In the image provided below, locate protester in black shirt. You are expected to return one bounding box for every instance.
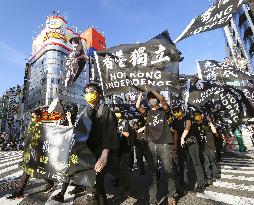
[136,91,176,205]
[82,83,119,205]
[172,106,206,193]
[192,111,220,184]
[112,111,131,199]
[134,118,148,175]
[53,84,118,205]
[171,106,189,196]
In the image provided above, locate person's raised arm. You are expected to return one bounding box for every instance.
[138,126,145,133]
[66,112,73,127]
[136,92,146,115]
[181,119,191,147]
[151,91,169,112]
[207,115,217,134]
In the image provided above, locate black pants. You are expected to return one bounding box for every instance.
[203,148,220,180]
[114,151,130,191]
[175,147,188,193]
[186,137,205,187]
[146,141,176,203]
[128,146,134,170]
[136,141,148,173]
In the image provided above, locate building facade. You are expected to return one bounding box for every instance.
[224,3,254,72]
[26,14,106,111]
[27,15,82,110]
[0,86,24,141]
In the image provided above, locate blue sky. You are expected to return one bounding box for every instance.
[0,0,226,95]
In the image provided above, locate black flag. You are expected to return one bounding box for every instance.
[95,31,182,96]
[64,37,87,87]
[198,60,254,81]
[175,0,244,43]
[187,80,224,107]
[227,86,254,118]
[237,86,254,107]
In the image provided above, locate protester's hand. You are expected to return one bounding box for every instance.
[66,111,71,120]
[181,137,185,147]
[138,92,143,98]
[94,156,107,173]
[66,112,73,126]
[206,115,212,123]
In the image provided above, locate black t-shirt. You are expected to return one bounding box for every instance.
[146,107,174,144]
[172,115,191,147]
[117,120,130,153]
[192,120,214,147]
[192,120,215,149]
[86,103,119,157]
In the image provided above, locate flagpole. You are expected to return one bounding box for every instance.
[184,79,191,115]
[196,60,203,79]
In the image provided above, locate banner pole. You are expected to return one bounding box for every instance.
[196,60,203,80]
[184,79,191,115]
[94,52,106,97]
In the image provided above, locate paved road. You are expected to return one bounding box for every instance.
[0,150,254,205]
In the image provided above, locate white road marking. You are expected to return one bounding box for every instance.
[222,169,254,175]
[197,191,254,205]
[220,174,254,182]
[213,181,254,192]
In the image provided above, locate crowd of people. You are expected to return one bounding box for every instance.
[5,83,254,205]
[0,132,23,151]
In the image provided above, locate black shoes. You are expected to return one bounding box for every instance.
[206,178,213,186]
[121,188,131,199]
[68,185,85,195]
[52,192,64,203]
[195,185,206,193]
[42,184,55,193]
[139,169,145,175]
[7,191,24,199]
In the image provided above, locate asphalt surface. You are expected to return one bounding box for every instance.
[0,150,254,205]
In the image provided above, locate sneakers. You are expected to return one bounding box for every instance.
[168,197,177,205]
[52,192,64,203]
[7,191,24,199]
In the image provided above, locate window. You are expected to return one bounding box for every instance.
[51,78,54,84]
[239,13,247,27]
[244,27,253,39]
[48,98,53,104]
